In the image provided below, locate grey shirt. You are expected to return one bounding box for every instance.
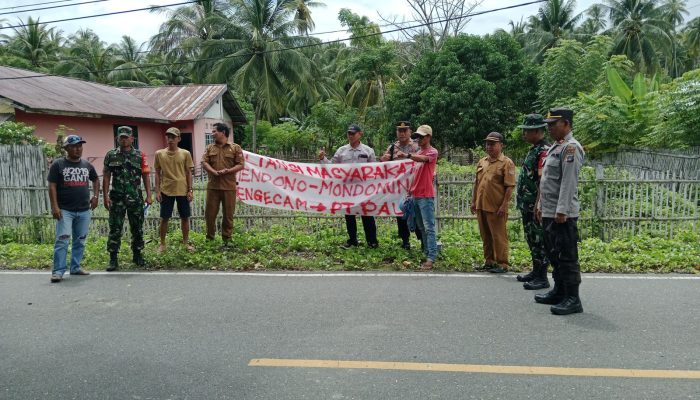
[382,140,419,161]
[537,132,585,218]
[321,143,376,164]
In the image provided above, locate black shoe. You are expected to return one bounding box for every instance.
[534,289,564,305]
[550,296,583,315]
[516,271,535,282]
[132,251,145,267]
[474,264,492,271]
[488,266,508,274]
[50,274,63,283]
[401,242,411,250]
[523,278,550,290]
[106,253,119,272]
[341,241,359,249]
[368,242,379,249]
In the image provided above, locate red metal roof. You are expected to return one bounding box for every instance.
[124,85,246,123]
[0,66,168,121]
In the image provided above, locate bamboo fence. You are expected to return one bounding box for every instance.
[1,146,698,244]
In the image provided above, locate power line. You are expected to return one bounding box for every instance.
[0,0,548,81]
[33,0,509,64]
[0,0,111,17]
[0,1,197,30]
[0,0,79,12]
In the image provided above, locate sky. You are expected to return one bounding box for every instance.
[2,0,700,47]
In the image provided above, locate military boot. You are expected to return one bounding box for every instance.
[132,251,145,267]
[106,252,119,272]
[551,285,583,315]
[550,296,583,315]
[534,284,564,304]
[523,263,550,290]
[516,271,535,282]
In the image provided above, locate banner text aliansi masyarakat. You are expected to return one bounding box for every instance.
[236,151,420,216]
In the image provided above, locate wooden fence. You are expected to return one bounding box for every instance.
[1,145,698,244]
[594,147,700,179]
[0,145,50,218]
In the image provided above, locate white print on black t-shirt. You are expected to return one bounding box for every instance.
[62,167,90,186]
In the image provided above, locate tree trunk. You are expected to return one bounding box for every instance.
[252,103,262,153]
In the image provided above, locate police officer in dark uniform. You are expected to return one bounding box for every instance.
[380,121,422,249]
[535,108,585,315]
[103,126,153,270]
[515,114,550,290]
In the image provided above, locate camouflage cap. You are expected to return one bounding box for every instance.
[517,114,547,129]
[165,127,181,137]
[117,126,133,137]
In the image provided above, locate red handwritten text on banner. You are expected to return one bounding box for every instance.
[236,151,419,216]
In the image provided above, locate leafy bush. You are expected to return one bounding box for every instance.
[0,121,39,145]
[1,227,697,273]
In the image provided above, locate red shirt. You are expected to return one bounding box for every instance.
[410,146,438,198]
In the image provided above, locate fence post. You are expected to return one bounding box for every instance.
[434,175,440,236]
[595,164,605,240]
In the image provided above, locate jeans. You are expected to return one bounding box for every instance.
[53,209,91,276]
[414,197,437,261]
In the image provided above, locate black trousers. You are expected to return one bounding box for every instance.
[396,217,422,244]
[542,217,581,288]
[345,215,377,246]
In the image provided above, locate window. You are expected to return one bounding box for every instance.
[112,125,139,148]
[205,132,215,146]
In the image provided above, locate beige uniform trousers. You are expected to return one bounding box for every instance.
[476,210,509,268]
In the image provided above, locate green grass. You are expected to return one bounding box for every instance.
[1,227,698,273]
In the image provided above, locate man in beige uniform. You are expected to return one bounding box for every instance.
[202,122,245,244]
[470,132,516,273]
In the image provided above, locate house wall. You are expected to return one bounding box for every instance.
[193,96,235,170]
[17,110,167,175]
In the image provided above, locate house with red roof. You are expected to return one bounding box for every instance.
[0,65,247,174]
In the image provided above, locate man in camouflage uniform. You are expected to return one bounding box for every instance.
[103,126,153,270]
[536,108,585,315]
[380,121,422,250]
[515,114,551,290]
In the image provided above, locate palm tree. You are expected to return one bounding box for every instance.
[659,0,688,31]
[682,17,700,67]
[286,0,325,36]
[581,4,607,33]
[602,0,672,73]
[110,36,149,87]
[149,0,232,60]
[523,0,584,61]
[198,0,315,151]
[1,17,62,70]
[54,29,115,84]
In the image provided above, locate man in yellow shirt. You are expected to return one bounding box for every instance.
[155,127,194,252]
[470,132,516,273]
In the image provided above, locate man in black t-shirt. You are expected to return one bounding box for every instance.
[47,135,99,282]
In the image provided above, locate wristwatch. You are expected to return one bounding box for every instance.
[406,153,412,159]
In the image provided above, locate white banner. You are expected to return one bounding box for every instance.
[236,151,419,216]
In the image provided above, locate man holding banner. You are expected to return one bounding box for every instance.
[380,121,422,250]
[318,124,379,249]
[402,125,439,269]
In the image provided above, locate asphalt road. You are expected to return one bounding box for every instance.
[1,271,699,400]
